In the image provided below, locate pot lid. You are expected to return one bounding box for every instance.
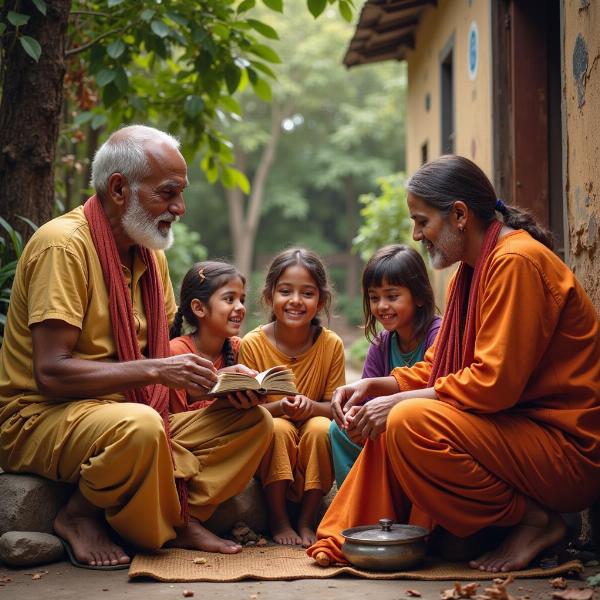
[342,519,428,545]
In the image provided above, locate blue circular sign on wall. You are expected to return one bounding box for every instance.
[468,21,478,80]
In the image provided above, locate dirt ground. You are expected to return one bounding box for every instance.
[0,561,597,600]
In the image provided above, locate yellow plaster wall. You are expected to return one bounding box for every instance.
[563,1,600,314]
[406,0,493,178]
[405,0,493,307]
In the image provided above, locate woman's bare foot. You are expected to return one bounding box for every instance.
[264,480,301,545]
[53,490,130,568]
[167,519,242,553]
[469,502,566,573]
[297,522,317,548]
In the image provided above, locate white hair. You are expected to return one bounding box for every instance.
[91,125,180,197]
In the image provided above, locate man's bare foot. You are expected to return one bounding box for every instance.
[297,522,317,548]
[270,517,302,545]
[53,490,130,568]
[167,519,242,553]
[469,502,566,573]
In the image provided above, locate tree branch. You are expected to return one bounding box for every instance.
[65,26,128,58]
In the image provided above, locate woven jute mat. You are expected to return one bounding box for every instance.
[128,546,583,582]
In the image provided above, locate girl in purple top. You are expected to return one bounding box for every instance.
[329,245,441,487]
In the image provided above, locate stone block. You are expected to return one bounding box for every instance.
[205,478,267,535]
[0,532,64,567]
[0,473,72,536]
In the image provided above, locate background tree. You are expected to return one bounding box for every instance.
[0,0,353,239]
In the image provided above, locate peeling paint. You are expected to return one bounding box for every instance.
[573,34,589,107]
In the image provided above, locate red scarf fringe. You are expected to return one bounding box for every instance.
[84,196,189,523]
[428,220,503,385]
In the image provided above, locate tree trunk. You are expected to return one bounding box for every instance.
[343,176,360,299]
[0,0,71,239]
[226,104,288,277]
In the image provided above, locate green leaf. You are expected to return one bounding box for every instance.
[151,20,170,39]
[224,64,242,94]
[107,40,126,59]
[91,114,108,130]
[19,36,41,62]
[262,0,283,11]
[16,216,39,232]
[8,11,30,27]
[0,23,6,35]
[219,95,242,116]
[251,77,272,101]
[102,82,121,106]
[108,0,125,6]
[113,67,129,93]
[140,9,155,22]
[73,111,94,126]
[184,95,205,117]
[246,67,258,85]
[31,0,47,16]
[250,60,277,79]
[248,43,281,64]
[224,167,250,194]
[237,0,256,13]
[96,68,116,87]
[165,11,189,27]
[339,0,353,22]
[307,0,327,18]
[246,19,279,40]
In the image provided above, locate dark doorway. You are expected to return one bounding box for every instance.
[492,0,565,257]
[440,36,455,155]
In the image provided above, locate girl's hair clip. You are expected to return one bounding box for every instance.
[198,268,206,283]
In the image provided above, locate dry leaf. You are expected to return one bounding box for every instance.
[551,578,568,590]
[479,576,516,600]
[192,557,207,565]
[406,590,422,597]
[552,589,594,600]
[440,582,479,600]
[182,591,194,598]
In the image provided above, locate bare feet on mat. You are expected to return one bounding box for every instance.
[168,519,242,553]
[54,489,131,568]
[469,501,566,573]
[297,522,317,548]
[270,517,302,545]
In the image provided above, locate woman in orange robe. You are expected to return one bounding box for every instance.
[307,155,600,573]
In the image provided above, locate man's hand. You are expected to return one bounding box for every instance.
[158,353,218,395]
[281,395,315,421]
[219,364,258,377]
[353,394,400,440]
[331,380,371,428]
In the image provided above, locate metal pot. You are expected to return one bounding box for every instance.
[341,518,428,571]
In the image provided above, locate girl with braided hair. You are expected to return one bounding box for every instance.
[169,260,251,412]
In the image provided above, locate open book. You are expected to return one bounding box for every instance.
[206,365,299,397]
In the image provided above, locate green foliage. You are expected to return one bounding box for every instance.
[0,217,38,344]
[165,222,207,295]
[336,293,363,327]
[0,1,47,62]
[353,173,414,261]
[588,573,600,587]
[348,335,369,371]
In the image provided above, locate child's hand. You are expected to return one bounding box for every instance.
[226,389,263,410]
[281,395,315,421]
[343,406,365,445]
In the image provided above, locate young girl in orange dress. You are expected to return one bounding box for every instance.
[169,260,251,413]
[239,248,346,547]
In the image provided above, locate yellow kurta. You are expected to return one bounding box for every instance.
[239,326,346,500]
[308,230,600,564]
[0,207,273,549]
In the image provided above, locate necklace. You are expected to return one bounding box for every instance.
[392,332,424,367]
[273,322,314,362]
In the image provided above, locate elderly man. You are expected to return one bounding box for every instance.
[0,125,273,569]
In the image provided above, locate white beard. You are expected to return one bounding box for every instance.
[425,221,464,270]
[121,189,176,251]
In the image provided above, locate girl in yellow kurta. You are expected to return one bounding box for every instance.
[239,248,345,547]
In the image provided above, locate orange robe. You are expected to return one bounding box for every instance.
[308,230,600,564]
[168,335,241,412]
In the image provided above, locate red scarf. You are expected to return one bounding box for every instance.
[428,220,503,385]
[84,195,189,522]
